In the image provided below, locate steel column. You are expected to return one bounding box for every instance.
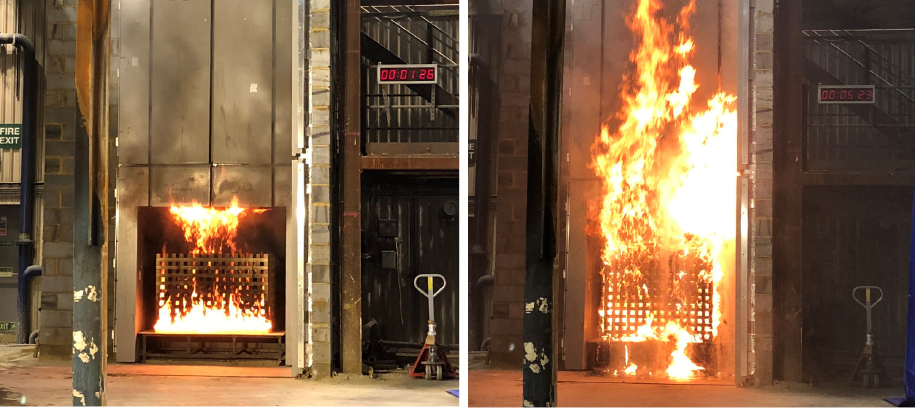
[72,0,109,406]
[772,0,804,382]
[340,0,363,374]
[522,0,565,407]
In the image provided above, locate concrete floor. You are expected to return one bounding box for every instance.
[468,368,900,407]
[0,346,459,406]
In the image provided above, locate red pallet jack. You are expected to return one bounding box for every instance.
[409,274,457,380]
[850,286,886,388]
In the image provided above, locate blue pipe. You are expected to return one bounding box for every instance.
[17,265,42,343]
[0,33,38,345]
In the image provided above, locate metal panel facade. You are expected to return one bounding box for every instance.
[212,0,274,165]
[118,0,150,165]
[149,0,211,165]
[149,166,210,207]
[212,166,272,207]
[117,0,298,365]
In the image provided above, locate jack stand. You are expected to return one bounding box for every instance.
[850,286,886,388]
[408,274,457,380]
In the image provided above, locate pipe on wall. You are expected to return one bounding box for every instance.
[0,33,39,346]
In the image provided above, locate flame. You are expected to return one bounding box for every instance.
[591,0,736,379]
[665,323,705,380]
[154,196,273,334]
[154,285,271,335]
[169,197,247,255]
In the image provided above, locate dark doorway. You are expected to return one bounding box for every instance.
[801,186,912,382]
[360,175,459,367]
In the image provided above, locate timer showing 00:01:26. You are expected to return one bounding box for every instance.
[378,68,436,82]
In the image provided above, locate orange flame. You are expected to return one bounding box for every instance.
[154,197,273,334]
[590,0,736,379]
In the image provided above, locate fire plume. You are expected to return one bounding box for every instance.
[154,197,273,334]
[590,0,736,380]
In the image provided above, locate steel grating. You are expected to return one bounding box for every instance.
[156,253,272,318]
[600,250,716,342]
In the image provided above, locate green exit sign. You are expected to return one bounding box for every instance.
[0,124,22,150]
[0,321,16,332]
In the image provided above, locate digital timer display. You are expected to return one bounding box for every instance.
[817,85,875,104]
[377,64,438,85]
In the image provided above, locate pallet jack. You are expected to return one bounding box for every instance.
[409,274,458,380]
[850,286,886,388]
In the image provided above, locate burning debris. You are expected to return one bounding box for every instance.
[590,0,737,380]
[153,197,273,334]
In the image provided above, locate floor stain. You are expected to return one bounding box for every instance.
[0,387,25,406]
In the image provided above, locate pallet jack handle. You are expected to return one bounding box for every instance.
[415,274,447,324]
[853,286,883,343]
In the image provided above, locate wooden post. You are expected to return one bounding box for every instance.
[72,0,109,406]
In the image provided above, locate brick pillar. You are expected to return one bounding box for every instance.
[751,0,775,385]
[38,0,76,360]
[489,5,532,368]
[307,0,333,377]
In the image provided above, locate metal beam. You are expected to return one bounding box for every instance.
[772,0,804,383]
[522,0,565,407]
[340,0,363,375]
[361,155,458,170]
[361,0,458,6]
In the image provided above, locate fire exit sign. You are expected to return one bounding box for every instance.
[0,124,22,150]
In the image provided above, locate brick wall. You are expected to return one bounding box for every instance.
[751,0,775,385]
[38,0,76,359]
[489,2,532,368]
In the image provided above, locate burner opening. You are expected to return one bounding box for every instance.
[136,204,286,358]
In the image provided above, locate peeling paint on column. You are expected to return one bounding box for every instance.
[73,331,86,354]
[72,390,85,406]
[86,285,98,302]
[73,331,99,364]
[525,298,551,314]
[73,286,98,303]
[523,341,551,375]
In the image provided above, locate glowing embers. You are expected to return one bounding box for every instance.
[588,0,737,381]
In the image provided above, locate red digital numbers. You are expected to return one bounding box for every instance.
[378,66,436,83]
[820,87,874,103]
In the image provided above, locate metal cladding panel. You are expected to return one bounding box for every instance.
[212,166,272,207]
[274,0,293,162]
[274,165,291,208]
[118,1,151,165]
[114,166,149,362]
[149,166,210,206]
[211,0,274,165]
[149,0,211,165]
